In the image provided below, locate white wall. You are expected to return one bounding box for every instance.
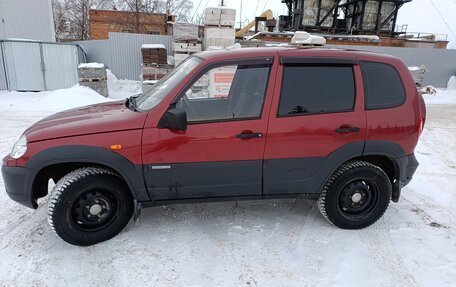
[0,0,55,42]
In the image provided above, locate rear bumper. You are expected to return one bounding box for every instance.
[392,153,419,202]
[398,153,419,188]
[2,165,36,209]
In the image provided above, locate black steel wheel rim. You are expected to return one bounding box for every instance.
[71,188,120,232]
[337,179,379,219]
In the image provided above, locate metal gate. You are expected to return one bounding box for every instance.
[0,40,83,91]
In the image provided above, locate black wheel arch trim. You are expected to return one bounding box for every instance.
[317,140,412,196]
[25,145,150,204]
[314,141,366,193]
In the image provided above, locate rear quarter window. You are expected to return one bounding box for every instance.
[361,61,406,110]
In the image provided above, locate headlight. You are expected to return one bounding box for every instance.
[10,135,27,159]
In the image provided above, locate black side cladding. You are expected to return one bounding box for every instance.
[25,145,149,202]
[263,141,365,195]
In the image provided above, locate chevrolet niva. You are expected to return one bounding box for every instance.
[2,47,426,246]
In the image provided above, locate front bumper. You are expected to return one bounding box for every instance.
[2,164,36,209]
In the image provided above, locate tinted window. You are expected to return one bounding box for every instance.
[177,64,270,122]
[362,62,406,110]
[278,65,355,116]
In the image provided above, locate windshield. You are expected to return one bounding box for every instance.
[136,56,202,111]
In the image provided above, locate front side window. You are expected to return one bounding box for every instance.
[136,56,202,111]
[176,64,270,122]
[278,65,355,116]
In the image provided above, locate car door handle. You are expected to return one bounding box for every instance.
[236,132,263,139]
[335,126,360,133]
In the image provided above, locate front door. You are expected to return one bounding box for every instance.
[142,57,276,200]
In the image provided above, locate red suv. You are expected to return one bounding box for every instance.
[2,47,426,246]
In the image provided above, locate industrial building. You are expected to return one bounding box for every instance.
[0,0,55,42]
[271,0,448,48]
[89,9,175,40]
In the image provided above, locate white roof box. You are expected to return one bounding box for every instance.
[291,31,326,45]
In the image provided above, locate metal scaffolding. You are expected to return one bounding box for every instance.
[279,0,412,37]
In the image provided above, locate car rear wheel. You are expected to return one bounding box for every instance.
[47,167,133,246]
[318,161,391,229]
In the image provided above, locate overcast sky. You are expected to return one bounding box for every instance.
[191,0,456,48]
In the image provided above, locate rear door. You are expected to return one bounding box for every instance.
[142,57,277,200]
[263,57,367,195]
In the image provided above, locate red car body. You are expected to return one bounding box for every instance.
[2,47,426,209]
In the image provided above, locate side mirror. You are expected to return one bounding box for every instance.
[158,108,187,131]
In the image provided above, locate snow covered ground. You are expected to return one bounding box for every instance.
[0,83,455,286]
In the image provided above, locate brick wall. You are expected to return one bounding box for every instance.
[89,9,170,40]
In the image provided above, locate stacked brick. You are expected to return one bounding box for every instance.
[141,44,171,82]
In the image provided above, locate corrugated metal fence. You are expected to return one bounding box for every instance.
[327,45,456,88]
[0,40,83,91]
[77,32,173,81]
[76,33,456,87]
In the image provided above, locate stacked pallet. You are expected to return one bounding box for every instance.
[173,42,202,66]
[173,22,200,42]
[141,44,171,82]
[141,44,168,66]
[204,7,236,49]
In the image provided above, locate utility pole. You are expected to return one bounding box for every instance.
[220,0,225,6]
[239,0,243,29]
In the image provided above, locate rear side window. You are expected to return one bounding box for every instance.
[362,62,406,110]
[278,65,355,116]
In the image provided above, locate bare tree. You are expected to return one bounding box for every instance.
[66,0,94,40]
[53,0,113,41]
[117,0,193,25]
[162,0,193,22]
[52,0,194,40]
[116,0,162,33]
[52,0,69,41]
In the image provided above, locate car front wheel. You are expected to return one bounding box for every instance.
[47,167,133,246]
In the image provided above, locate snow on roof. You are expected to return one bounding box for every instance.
[408,66,427,71]
[78,62,105,69]
[141,44,166,49]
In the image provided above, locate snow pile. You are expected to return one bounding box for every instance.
[0,85,112,112]
[447,75,456,90]
[420,85,437,95]
[78,62,105,69]
[0,69,142,113]
[141,44,166,49]
[422,89,456,105]
[408,66,427,72]
[107,69,142,99]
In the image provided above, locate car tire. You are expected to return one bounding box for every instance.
[317,160,391,229]
[47,167,133,246]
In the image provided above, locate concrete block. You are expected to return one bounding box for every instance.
[204,27,235,39]
[173,42,202,53]
[78,67,107,79]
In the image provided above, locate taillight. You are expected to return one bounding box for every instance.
[418,92,426,136]
[418,118,424,136]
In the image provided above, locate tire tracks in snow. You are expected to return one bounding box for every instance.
[359,209,418,287]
